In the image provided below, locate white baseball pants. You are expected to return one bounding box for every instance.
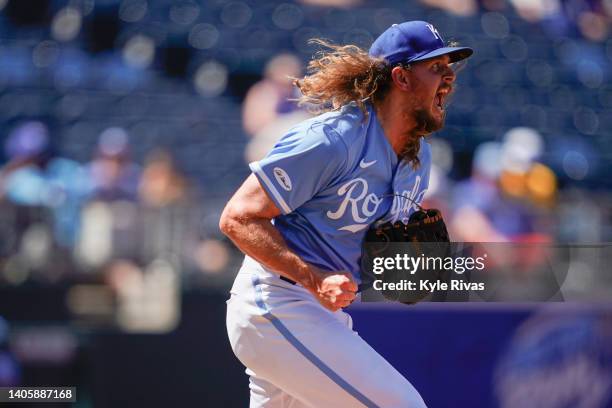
[226,256,427,408]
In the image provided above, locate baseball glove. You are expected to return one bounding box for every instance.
[365,208,450,244]
[361,208,451,303]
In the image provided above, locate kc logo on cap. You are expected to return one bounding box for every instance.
[425,23,442,41]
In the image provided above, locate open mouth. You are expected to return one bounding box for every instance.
[435,93,444,112]
[435,87,452,113]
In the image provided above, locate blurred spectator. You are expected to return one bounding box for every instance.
[509,0,560,22]
[138,149,190,208]
[138,149,203,270]
[419,0,477,16]
[0,121,52,205]
[77,128,140,268]
[78,147,205,275]
[87,127,140,201]
[449,130,556,242]
[242,53,311,162]
[0,121,89,248]
[242,53,304,137]
[137,149,234,279]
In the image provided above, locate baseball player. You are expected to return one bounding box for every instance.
[220,21,472,407]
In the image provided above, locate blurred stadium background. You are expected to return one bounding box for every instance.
[0,0,611,406]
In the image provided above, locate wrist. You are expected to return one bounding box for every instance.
[296,263,321,291]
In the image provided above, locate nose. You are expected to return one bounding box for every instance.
[442,65,456,84]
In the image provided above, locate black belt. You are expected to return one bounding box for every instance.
[279,275,297,285]
[281,274,365,294]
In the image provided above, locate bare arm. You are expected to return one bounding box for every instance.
[219,174,356,310]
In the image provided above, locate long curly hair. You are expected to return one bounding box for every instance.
[294,39,422,167]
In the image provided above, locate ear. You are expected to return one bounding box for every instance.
[391,66,412,91]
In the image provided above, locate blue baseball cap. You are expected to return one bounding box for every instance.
[369,21,473,65]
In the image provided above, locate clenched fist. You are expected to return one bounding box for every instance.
[303,267,358,311]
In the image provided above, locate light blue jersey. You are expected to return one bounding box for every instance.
[249,103,431,285]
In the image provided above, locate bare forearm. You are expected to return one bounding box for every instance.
[222,217,314,286]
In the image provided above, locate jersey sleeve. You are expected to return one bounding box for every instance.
[249,124,347,214]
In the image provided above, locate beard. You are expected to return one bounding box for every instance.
[399,134,422,168]
[414,106,445,134]
[398,107,445,166]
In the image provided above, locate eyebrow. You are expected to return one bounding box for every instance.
[429,56,450,65]
[423,59,445,68]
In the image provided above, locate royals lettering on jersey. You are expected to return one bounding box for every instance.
[326,177,385,233]
[249,104,430,284]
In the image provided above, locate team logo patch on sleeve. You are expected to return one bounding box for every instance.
[273,167,292,191]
